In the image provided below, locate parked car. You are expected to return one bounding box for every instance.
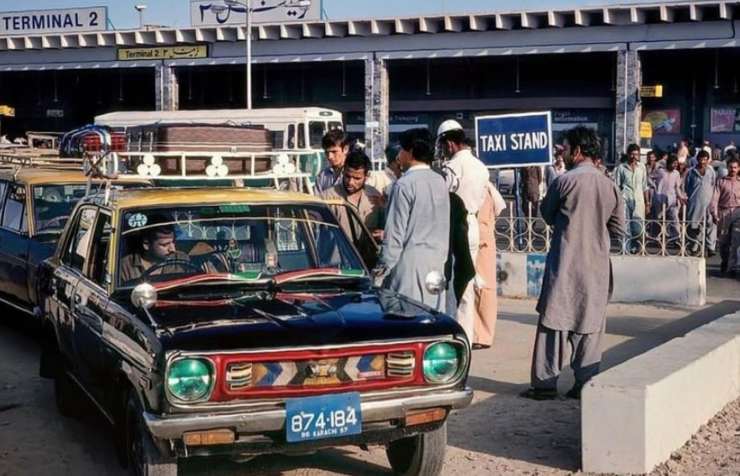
[38,187,473,476]
[0,165,148,317]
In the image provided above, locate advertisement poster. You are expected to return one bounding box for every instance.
[642,109,681,135]
[710,107,740,133]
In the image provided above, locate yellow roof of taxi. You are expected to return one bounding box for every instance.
[0,168,147,186]
[109,187,325,209]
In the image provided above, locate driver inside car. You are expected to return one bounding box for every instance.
[120,223,192,284]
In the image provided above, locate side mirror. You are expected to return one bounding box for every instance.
[131,283,157,310]
[425,271,447,296]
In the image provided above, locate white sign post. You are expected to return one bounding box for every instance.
[0,7,107,36]
[190,0,320,26]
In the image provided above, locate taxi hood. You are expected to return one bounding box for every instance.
[137,289,462,352]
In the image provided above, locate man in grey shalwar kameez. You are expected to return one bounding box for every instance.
[685,149,717,256]
[522,127,625,401]
[378,128,450,310]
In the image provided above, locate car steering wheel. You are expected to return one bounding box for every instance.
[41,215,70,230]
[141,259,201,279]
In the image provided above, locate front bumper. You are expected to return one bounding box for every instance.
[143,387,473,441]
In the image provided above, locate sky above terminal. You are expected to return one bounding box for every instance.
[12,1,681,29]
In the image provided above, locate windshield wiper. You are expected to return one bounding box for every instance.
[272,268,367,286]
[153,273,273,293]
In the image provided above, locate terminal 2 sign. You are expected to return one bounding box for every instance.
[0,7,107,36]
[475,111,553,168]
[118,46,209,61]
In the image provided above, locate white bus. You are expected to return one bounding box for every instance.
[94,107,344,152]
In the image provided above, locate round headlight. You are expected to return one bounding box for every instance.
[423,342,461,384]
[167,358,214,402]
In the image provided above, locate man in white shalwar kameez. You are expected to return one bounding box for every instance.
[437,120,490,342]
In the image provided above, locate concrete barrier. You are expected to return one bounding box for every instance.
[497,252,706,306]
[581,312,740,474]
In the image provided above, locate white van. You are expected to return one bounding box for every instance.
[94,107,344,152]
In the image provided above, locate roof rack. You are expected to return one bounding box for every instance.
[0,154,83,170]
[92,149,320,195]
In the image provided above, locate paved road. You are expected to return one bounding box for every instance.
[2,293,738,476]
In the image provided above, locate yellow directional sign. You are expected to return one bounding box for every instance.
[117,45,208,61]
[0,105,15,117]
[640,85,663,98]
[640,121,653,139]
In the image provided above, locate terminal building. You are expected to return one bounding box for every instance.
[0,0,739,163]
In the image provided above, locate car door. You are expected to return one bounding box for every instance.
[0,181,31,310]
[53,206,97,368]
[71,209,112,399]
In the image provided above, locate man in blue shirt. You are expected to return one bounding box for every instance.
[315,129,350,193]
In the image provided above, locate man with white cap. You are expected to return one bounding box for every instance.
[437,119,491,342]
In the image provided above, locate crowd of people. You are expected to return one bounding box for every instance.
[315,123,506,350]
[313,124,636,400]
[518,139,740,276]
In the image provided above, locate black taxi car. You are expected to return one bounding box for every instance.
[0,165,147,317]
[38,187,472,476]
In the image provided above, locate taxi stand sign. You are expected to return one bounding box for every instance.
[0,105,15,117]
[475,111,553,169]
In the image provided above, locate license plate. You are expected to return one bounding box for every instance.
[285,392,362,443]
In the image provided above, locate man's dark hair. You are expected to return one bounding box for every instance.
[399,128,434,164]
[564,126,601,160]
[726,156,739,168]
[344,149,371,173]
[142,224,175,244]
[647,150,657,158]
[440,128,466,146]
[627,143,641,155]
[666,153,678,167]
[385,144,401,163]
[697,149,710,160]
[321,129,349,150]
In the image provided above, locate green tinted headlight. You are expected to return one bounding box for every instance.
[167,358,214,402]
[423,342,462,384]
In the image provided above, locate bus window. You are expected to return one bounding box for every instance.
[309,121,326,149]
[288,124,296,149]
[298,123,306,149]
[271,131,285,149]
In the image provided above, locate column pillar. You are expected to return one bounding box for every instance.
[364,55,389,168]
[615,49,642,157]
[155,62,179,111]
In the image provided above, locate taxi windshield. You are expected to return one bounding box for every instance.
[117,203,366,288]
[33,184,91,234]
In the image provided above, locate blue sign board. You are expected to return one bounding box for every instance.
[475,111,553,169]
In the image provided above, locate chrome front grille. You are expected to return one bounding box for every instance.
[386,351,415,377]
[225,362,253,390]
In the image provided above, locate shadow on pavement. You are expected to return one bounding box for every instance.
[183,448,392,475]
[602,300,740,371]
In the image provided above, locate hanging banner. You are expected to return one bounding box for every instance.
[118,45,209,61]
[475,111,553,169]
[190,0,320,26]
[642,109,681,135]
[0,7,107,36]
[710,107,739,133]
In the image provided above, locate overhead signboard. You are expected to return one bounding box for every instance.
[640,85,664,98]
[475,111,553,169]
[0,105,15,117]
[0,7,107,36]
[118,45,209,61]
[190,0,320,26]
[639,121,653,139]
